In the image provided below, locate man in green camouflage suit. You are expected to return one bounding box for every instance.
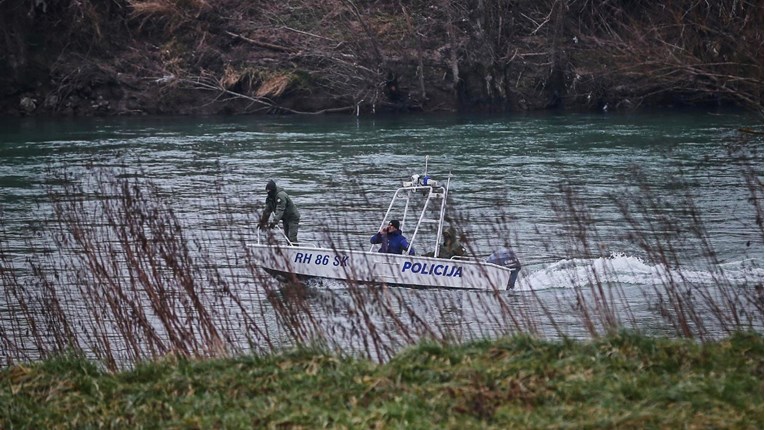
[425,227,465,259]
[438,227,465,259]
[260,180,300,244]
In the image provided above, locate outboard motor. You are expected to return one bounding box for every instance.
[486,248,521,289]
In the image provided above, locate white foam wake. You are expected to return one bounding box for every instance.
[515,252,763,292]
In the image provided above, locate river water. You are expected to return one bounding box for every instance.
[0,110,762,365]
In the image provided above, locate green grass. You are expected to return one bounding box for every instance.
[1,332,762,429]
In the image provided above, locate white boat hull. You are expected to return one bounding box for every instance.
[249,244,518,291]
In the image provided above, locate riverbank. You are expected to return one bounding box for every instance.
[1,1,761,117]
[2,332,761,429]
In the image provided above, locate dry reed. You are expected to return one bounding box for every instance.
[0,150,761,370]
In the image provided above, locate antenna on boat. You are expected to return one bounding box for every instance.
[424,155,429,176]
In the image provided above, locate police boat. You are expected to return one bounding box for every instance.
[249,159,521,291]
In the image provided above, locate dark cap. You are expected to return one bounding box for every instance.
[389,219,400,230]
[265,180,276,192]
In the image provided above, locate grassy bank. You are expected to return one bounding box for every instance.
[2,332,761,429]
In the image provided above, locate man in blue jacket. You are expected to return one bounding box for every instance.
[370,219,415,255]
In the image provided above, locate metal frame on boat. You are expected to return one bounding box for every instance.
[249,158,521,290]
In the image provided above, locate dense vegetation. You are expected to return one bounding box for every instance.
[1,0,762,116]
[2,332,761,429]
[1,144,761,370]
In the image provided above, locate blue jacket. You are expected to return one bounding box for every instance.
[370,230,415,255]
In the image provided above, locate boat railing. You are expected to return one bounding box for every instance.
[254,225,333,250]
[449,255,478,261]
[368,177,451,255]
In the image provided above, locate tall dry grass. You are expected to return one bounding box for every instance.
[0,149,761,370]
[128,0,211,34]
